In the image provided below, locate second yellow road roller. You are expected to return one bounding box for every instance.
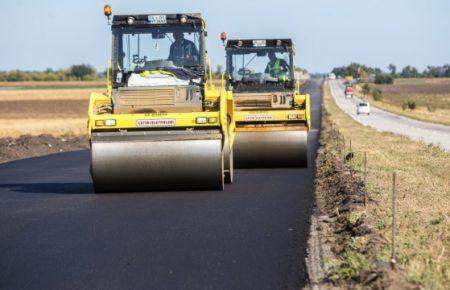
[224,38,310,168]
[87,8,235,192]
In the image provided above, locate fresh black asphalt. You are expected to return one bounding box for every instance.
[0,79,323,290]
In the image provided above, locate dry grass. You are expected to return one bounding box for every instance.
[324,81,450,289]
[356,78,450,126]
[0,89,96,101]
[0,89,95,137]
[0,118,86,138]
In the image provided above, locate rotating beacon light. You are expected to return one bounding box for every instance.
[104,5,112,24]
[220,32,227,46]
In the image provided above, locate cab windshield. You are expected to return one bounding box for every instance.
[227,48,294,92]
[112,25,204,76]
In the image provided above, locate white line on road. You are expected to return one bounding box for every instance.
[329,80,450,151]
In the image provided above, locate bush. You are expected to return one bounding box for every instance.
[362,83,371,96]
[70,64,97,80]
[407,100,416,110]
[374,73,394,84]
[427,104,437,112]
[372,88,383,101]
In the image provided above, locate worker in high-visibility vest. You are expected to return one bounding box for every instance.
[265,52,291,82]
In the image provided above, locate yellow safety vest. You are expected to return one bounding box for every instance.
[140,70,176,78]
[267,59,290,82]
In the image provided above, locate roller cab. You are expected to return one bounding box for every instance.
[88,12,235,192]
[225,39,310,168]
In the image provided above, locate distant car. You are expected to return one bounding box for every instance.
[344,86,354,98]
[357,102,370,115]
[328,73,336,80]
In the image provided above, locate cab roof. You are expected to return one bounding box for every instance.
[226,39,293,49]
[112,13,203,27]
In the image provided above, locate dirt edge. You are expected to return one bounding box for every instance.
[0,134,88,164]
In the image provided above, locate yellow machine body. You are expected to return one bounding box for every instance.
[225,38,310,168]
[88,13,235,192]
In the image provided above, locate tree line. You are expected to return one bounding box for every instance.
[0,64,100,82]
[332,63,450,84]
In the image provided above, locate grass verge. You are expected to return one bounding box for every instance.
[322,80,449,289]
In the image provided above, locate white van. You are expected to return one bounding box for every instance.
[357,102,370,115]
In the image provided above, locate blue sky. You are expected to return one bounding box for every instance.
[0,0,449,73]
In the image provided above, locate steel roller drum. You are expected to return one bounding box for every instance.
[90,130,224,192]
[234,130,307,168]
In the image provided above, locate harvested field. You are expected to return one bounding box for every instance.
[356,78,450,125]
[0,89,97,137]
[0,100,87,119]
[0,89,96,100]
[0,119,87,138]
[323,80,449,289]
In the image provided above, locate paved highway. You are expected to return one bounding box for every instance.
[329,79,450,151]
[0,79,322,290]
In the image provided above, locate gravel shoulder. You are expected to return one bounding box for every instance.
[329,80,450,151]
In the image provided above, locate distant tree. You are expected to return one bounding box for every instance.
[332,63,384,79]
[388,64,397,76]
[400,66,420,78]
[375,73,394,84]
[445,65,450,77]
[70,64,96,80]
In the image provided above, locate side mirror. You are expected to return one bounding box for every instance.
[204,31,208,37]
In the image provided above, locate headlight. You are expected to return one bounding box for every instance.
[196,117,207,124]
[180,15,187,23]
[208,117,217,124]
[105,119,116,126]
[127,17,135,25]
[288,114,298,120]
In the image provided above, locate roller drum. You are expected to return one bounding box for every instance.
[234,130,307,168]
[91,130,224,192]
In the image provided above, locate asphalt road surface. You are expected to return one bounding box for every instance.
[0,79,322,290]
[329,79,450,151]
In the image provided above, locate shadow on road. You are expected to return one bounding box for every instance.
[0,182,94,194]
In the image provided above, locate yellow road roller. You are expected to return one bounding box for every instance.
[224,38,310,168]
[88,8,235,192]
